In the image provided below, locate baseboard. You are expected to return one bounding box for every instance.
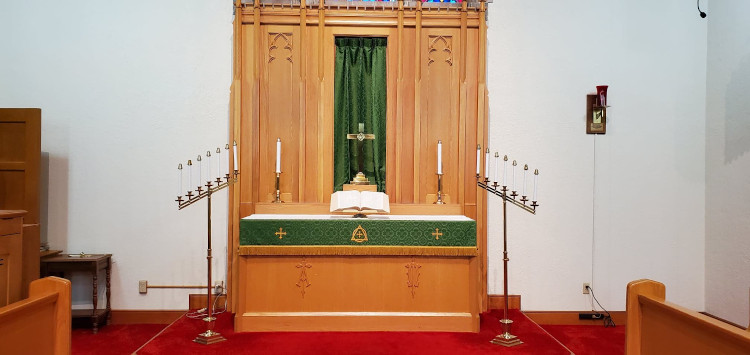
[189,294,228,310]
[523,311,627,325]
[487,295,521,310]
[110,310,186,324]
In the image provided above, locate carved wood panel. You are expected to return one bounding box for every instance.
[260,27,300,202]
[420,30,461,204]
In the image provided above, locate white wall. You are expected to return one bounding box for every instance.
[486,0,706,311]
[1,0,710,312]
[706,1,750,328]
[0,1,233,310]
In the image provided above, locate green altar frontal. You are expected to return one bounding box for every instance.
[239,214,477,256]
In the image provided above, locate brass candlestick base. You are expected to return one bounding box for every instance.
[194,330,226,345]
[351,172,370,185]
[272,172,283,203]
[491,322,523,347]
[435,173,445,204]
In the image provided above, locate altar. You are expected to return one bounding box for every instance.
[235,214,480,332]
[227,0,491,334]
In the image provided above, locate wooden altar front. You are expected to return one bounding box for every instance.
[226,0,491,332]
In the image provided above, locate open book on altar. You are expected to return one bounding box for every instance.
[330,190,390,213]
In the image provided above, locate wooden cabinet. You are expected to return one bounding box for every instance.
[0,210,25,307]
[0,109,41,297]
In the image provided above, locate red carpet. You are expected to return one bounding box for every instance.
[72,324,167,355]
[135,310,573,354]
[543,325,625,355]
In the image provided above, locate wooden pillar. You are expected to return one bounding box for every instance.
[228,0,243,313]
[477,0,489,312]
[413,1,422,203]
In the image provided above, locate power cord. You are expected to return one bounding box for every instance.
[586,285,616,327]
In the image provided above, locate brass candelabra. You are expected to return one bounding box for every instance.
[477,167,538,347]
[434,173,445,204]
[176,170,238,345]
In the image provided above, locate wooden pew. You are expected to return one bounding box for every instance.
[626,279,750,355]
[0,276,71,355]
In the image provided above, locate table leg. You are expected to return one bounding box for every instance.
[106,260,111,325]
[92,267,98,334]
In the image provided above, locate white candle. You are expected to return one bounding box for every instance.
[484,149,490,179]
[437,140,442,174]
[493,152,499,183]
[187,160,193,191]
[177,164,183,196]
[533,169,539,201]
[512,160,517,191]
[206,151,212,182]
[476,145,481,175]
[216,148,221,178]
[502,155,508,186]
[276,138,281,173]
[225,144,230,175]
[233,141,239,172]
[522,164,528,196]
[197,155,202,186]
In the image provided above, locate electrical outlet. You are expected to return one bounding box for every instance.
[582,283,590,294]
[139,280,148,294]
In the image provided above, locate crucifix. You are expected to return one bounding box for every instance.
[346,122,376,185]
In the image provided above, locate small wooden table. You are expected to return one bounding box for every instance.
[41,253,112,333]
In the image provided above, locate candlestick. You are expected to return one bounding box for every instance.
[276,138,281,173]
[437,140,443,174]
[216,148,221,178]
[484,148,490,180]
[233,141,239,172]
[187,160,193,192]
[197,155,202,187]
[206,151,212,182]
[522,164,528,196]
[533,169,539,201]
[493,152,499,185]
[476,145,481,176]
[177,163,183,196]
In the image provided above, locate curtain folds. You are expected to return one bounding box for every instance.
[333,37,387,192]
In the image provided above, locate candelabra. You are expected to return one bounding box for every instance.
[476,153,539,347]
[174,144,239,345]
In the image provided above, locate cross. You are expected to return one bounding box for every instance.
[346,122,376,177]
[432,228,443,240]
[275,227,287,239]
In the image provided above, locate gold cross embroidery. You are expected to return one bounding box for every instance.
[432,228,443,240]
[275,227,287,239]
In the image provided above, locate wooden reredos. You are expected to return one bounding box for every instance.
[227,0,490,310]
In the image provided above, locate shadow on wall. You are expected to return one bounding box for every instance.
[725,54,750,163]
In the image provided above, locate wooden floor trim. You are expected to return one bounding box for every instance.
[109,310,186,325]
[523,311,627,326]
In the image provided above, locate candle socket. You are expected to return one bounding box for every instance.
[501,186,508,195]
[492,181,499,189]
[520,195,528,204]
[510,190,518,199]
[175,196,184,204]
[196,186,204,194]
[434,173,445,205]
[531,201,539,209]
[215,177,223,185]
[205,181,213,190]
[187,191,194,200]
[272,172,283,203]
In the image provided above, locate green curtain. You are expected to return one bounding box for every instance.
[333,37,388,192]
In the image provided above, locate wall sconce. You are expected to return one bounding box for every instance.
[586,85,608,134]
